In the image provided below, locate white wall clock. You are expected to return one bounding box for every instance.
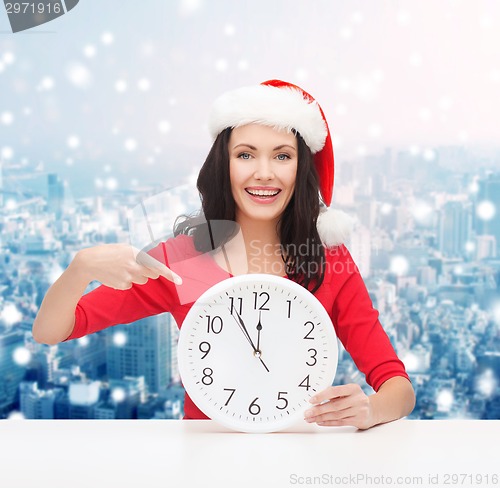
[177,273,338,433]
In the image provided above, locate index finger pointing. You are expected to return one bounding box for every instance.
[135,249,183,285]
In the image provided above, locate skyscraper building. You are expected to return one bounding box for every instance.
[438,201,472,257]
[47,173,65,219]
[475,173,500,254]
[0,329,26,414]
[106,313,172,394]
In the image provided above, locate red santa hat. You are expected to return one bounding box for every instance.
[208,79,352,247]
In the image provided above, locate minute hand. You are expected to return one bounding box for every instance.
[229,308,258,350]
[229,308,270,373]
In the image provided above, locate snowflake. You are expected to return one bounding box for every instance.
[224,24,236,36]
[137,78,151,91]
[158,120,171,133]
[66,62,92,89]
[39,76,55,91]
[101,32,114,45]
[1,146,14,159]
[115,79,127,93]
[113,331,127,346]
[124,138,137,151]
[105,177,118,191]
[476,200,495,221]
[83,45,96,58]
[67,135,80,149]
[436,389,454,412]
[3,52,15,64]
[7,412,25,420]
[215,59,228,72]
[390,255,409,276]
[1,112,13,125]
[13,347,31,366]
[111,387,126,403]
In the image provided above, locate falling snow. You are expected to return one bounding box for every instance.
[66,62,92,89]
[476,201,496,221]
[13,347,31,366]
[1,111,13,125]
[390,255,410,276]
[113,331,127,346]
[111,387,126,402]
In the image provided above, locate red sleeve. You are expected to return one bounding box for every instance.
[63,235,194,341]
[327,246,410,391]
[64,274,178,341]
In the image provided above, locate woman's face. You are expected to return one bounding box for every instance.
[228,124,298,227]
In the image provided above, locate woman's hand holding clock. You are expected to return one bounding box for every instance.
[304,376,415,430]
[304,384,374,430]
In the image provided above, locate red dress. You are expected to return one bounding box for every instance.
[65,234,410,419]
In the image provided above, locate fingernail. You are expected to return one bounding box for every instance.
[173,275,183,285]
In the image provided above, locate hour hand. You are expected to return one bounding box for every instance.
[256,310,263,352]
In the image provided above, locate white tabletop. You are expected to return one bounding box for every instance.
[1,419,498,488]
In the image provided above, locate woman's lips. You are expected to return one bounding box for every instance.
[245,187,282,204]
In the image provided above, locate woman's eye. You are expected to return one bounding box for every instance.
[276,153,290,161]
[238,152,251,160]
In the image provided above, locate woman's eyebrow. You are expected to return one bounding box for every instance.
[232,144,257,150]
[273,144,296,151]
[232,143,297,151]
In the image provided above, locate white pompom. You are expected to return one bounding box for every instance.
[317,207,353,247]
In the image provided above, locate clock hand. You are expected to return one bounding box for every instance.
[256,310,262,352]
[230,308,257,349]
[229,308,270,373]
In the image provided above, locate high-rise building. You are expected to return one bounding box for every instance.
[106,313,172,394]
[19,381,56,419]
[47,173,65,219]
[0,329,26,414]
[438,201,472,257]
[475,235,497,260]
[475,174,500,254]
[349,223,371,277]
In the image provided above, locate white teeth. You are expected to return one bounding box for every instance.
[247,189,280,197]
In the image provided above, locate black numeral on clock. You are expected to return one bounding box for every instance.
[199,341,211,359]
[228,296,243,315]
[253,291,270,310]
[298,375,311,390]
[306,348,317,366]
[201,367,214,385]
[286,300,292,318]
[249,397,261,416]
[303,321,315,340]
[206,315,223,334]
[276,391,288,410]
[224,388,236,406]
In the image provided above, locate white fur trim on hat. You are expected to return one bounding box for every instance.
[208,84,327,153]
[317,207,353,247]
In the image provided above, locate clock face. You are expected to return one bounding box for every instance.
[177,273,338,433]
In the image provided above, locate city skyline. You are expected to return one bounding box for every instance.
[2,142,500,420]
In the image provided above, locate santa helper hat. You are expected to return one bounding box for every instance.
[208,79,352,247]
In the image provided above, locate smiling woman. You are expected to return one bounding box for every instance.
[33,79,415,430]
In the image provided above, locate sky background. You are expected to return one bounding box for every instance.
[1,0,500,197]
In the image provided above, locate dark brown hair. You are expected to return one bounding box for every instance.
[174,127,326,293]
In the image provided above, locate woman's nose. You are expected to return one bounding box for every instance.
[253,158,275,180]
